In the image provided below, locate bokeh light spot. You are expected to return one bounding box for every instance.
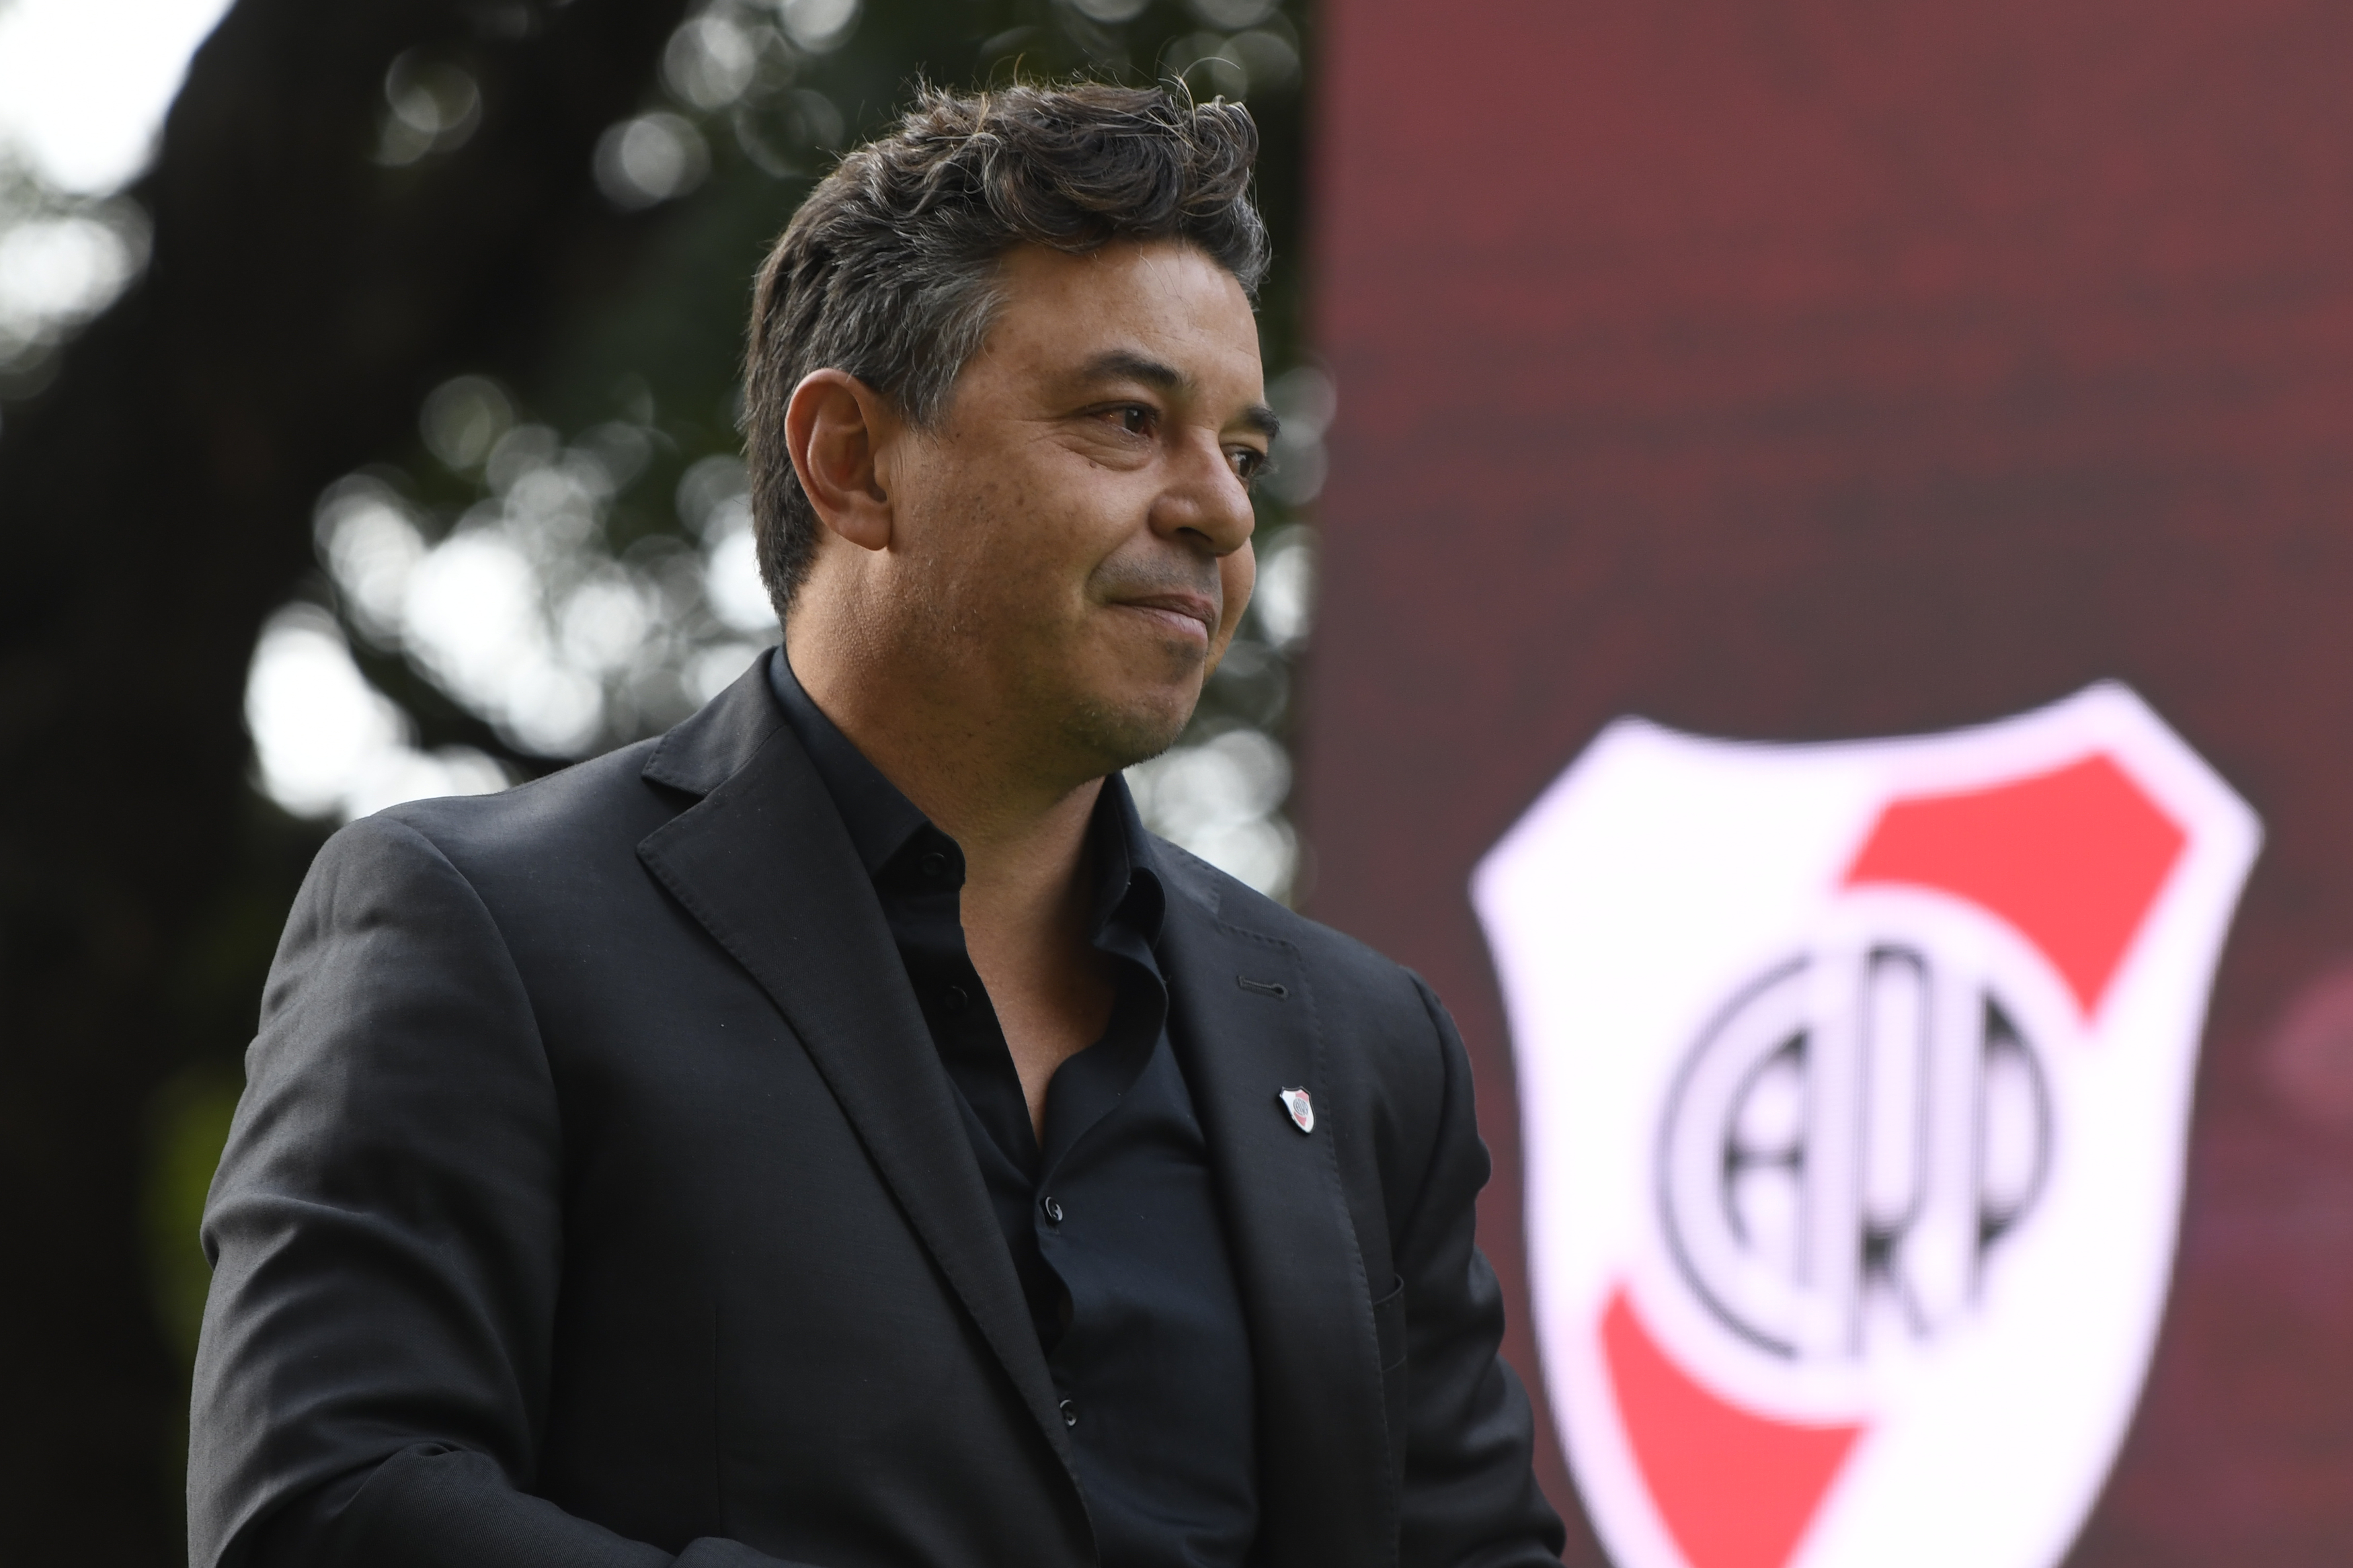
[1128,727,1298,899]
[776,0,862,54]
[420,375,516,472]
[664,15,760,112]
[375,52,481,167]
[594,112,711,209]
[245,605,508,821]
[1250,527,1316,649]
[1187,0,1278,28]
[0,208,148,356]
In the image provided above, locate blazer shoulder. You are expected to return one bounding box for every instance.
[366,736,673,877]
[1152,837,1439,1041]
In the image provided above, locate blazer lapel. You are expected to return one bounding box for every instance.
[633,666,1078,1479]
[1158,870,1396,1568]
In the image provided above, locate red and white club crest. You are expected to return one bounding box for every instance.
[1472,685,2259,1568]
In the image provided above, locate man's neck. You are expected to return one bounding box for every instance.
[787,620,1120,1130]
[785,620,1103,925]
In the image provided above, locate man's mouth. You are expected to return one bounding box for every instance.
[1112,592,1218,645]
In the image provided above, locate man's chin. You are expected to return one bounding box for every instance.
[1061,689,1199,776]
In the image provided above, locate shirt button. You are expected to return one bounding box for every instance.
[1059,1398,1078,1428]
[1041,1195,1064,1225]
[943,985,969,1014]
[920,852,948,879]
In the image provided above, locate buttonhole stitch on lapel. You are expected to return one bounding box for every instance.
[1237,975,1289,999]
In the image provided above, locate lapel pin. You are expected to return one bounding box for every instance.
[1277,1087,1315,1134]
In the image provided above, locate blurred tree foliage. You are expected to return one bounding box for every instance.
[0,0,1313,1559]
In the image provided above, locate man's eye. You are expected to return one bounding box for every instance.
[1230,448,1268,483]
[1117,405,1153,436]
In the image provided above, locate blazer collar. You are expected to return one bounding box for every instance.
[1155,855,1398,1567]
[639,650,791,794]
[635,654,1084,1489]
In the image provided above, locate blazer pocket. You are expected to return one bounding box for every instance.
[1371,1274,1408,1373]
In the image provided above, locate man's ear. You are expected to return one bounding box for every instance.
[784,369,897,551]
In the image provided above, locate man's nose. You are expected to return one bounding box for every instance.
[1151,429,1257,556]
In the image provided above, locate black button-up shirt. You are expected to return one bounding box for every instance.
[770,651,1258,1568]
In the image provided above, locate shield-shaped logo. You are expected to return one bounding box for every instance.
[1472,684,2259,1568]
[1279,1087,1315,1134]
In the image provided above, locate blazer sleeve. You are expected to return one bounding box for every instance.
[1392,977,1568,1568]
[188,815,801,1568]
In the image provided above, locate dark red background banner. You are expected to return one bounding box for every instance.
[1300,3,2353,1563]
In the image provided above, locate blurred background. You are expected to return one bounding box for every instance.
[1305,5,2353,1567]
[9,0,2353,1565]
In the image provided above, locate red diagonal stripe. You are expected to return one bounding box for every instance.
[1842,753,2185,1018]
[1601,1287,1864,1568]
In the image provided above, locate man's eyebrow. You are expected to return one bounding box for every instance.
[1080,348,1195,399]
[1080,349,1281,440]
[1236,403,1280,441]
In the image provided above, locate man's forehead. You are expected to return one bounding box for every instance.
[994,243,1254,345]
[975,241,1267,415]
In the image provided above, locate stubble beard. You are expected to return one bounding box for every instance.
[1056,682,1197,778]
[1057,560,1221,775]
[903,489,1217,786]
[903,571,1203,791]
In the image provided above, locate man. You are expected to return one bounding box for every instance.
[192,83,1564,1568]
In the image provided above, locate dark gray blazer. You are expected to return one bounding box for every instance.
[190,658,1564,1568]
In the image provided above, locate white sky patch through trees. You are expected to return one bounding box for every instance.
[0,0,237,192]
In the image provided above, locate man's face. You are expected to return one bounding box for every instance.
[885,239,1271,779]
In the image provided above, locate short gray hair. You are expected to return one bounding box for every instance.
[742,81,1270,612]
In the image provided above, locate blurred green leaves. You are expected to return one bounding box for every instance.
[145,1071,239,1367]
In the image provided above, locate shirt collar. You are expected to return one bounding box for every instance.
[766,647,1165,942]
[767,646,930,877]
[1094,763,1167,945]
